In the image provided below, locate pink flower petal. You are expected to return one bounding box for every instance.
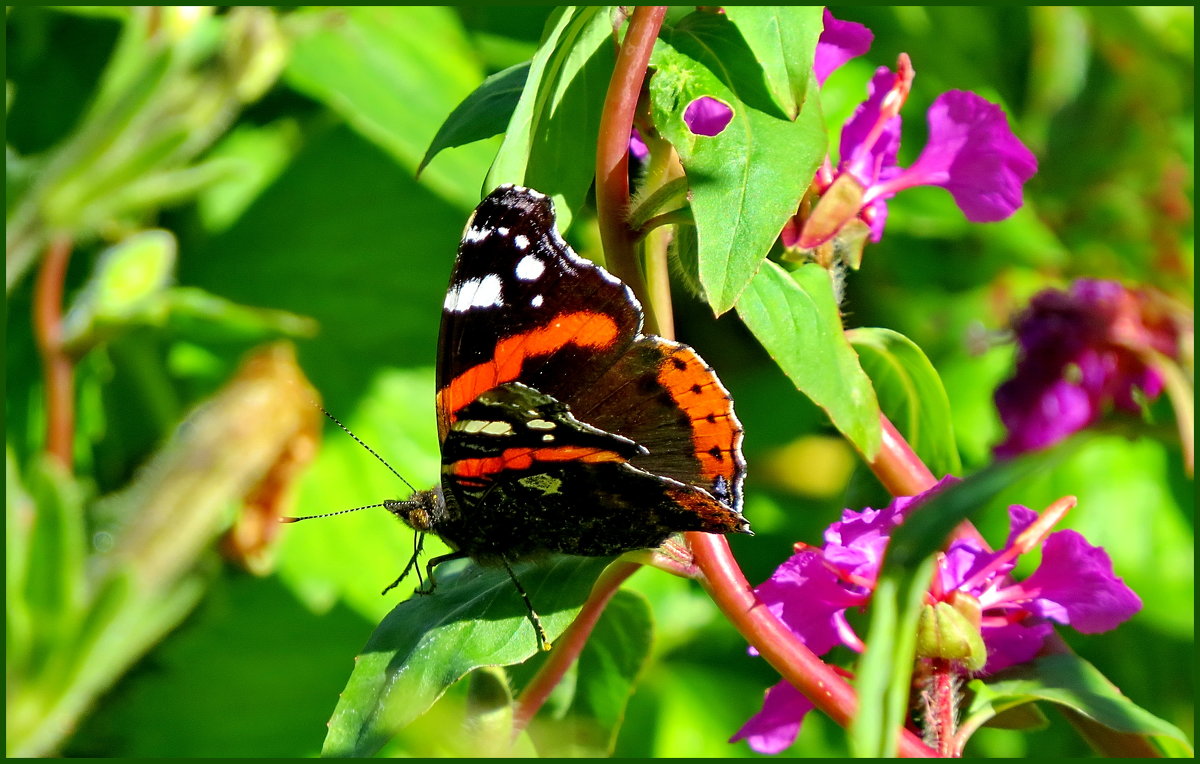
[1023,530,1142,633]
[730,681,814,754]
[815,8,873,85]
[891,90,1037,222]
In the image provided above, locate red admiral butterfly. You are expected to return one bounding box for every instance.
[305,184,750,649]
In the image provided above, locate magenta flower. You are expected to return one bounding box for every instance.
[785,51,1038,251]
[814,8,873,85]
[994,279,1178,456]
[731,479,1140,755]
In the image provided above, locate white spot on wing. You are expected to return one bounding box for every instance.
[497,226,510,236]
[481,421,514,436]
[463,226,491,244]
[456,419,514,436]
[445,273,504,312]
[515,254,545,281]
[514,234,530,250]
[531,294,544,308]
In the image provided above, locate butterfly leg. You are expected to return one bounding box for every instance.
[381,532,426,596]
[412,550,470,596]
[384,530,427,594]
[501,559,552,652]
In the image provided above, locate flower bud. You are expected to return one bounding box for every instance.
[916,600,987,672]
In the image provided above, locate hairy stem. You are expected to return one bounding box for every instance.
[922,659,961,757]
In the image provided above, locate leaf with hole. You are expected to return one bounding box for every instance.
[650,9,825,314]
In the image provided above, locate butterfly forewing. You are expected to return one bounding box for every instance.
[436,186,641,441]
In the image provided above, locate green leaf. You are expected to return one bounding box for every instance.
[849,327,963,477]
[736,261,881,459]
[485,7,616,231]
[983,701,1050,731]
[964,654,1194,755]
[322,555,618,757]
[722,7,820,119]
[419,61,530,175]
[530,589,653,756]
[650,9,826,314]
[284,7,494,210]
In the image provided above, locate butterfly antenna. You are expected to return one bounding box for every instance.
[281,503,387,523]
[316,404,417,493]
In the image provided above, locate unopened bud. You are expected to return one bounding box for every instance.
[916,600,987,672]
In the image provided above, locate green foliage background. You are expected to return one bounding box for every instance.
[6,6,1193,757]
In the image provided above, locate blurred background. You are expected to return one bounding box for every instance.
[5,6,1193,757]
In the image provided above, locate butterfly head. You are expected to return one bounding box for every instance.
[384,485,447,534]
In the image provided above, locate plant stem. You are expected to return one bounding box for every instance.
[642,218,675,341]
[512,560,641,734]
[595,5,665,335]
[923,658,960,757]
[33,235,76,468]
[871,415,938,496]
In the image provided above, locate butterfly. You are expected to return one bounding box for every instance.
[337,184,750,649]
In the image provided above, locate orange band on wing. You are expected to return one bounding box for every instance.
[656,347,742,486]
[439,311,620,428]
[451,445,627,479]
